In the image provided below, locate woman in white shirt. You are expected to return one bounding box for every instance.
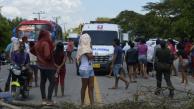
[76,33,94,106]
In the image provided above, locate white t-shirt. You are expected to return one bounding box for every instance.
[79,55,93,70]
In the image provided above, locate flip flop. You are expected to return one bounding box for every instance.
[106,75,112,78]
[41,101,47,105]
[46,101,56,106]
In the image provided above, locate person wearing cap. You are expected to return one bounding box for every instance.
[53,42,67,97]
[5,37,19,63]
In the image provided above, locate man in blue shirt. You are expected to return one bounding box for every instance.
[110,39,129,89]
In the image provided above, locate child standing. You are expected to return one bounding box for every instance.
[53,42,67,96]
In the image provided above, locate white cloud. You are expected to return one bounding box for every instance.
[2,6,21,18]
[1,0,82,29]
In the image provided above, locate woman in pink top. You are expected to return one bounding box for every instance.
[138,39,148,79]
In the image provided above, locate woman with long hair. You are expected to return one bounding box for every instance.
[177,43,189,85]
[53,42,66,96]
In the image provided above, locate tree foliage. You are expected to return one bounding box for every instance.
[111,0,194,39]
[0,14,22,51]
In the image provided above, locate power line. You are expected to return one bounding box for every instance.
[33,11,45,20]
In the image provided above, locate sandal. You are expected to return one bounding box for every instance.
[41,99,47,105]
[106,75,112,78]
[46,100,56,106]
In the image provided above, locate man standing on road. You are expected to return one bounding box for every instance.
[155,40,174,98]
[110,39,129,89]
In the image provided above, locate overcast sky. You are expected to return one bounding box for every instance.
[0,0,160,30]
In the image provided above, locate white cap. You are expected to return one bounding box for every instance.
[11,37,18,43]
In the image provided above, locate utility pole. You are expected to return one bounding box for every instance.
[64,22,67,33]
[33,11,45,20]
[52,16,60,24]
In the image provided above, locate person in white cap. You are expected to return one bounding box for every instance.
[5,37,19,63]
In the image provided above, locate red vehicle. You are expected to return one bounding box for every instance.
[14,19,63,42]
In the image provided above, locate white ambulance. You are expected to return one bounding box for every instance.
[81,23,122,74]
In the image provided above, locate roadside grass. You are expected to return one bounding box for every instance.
[58,98,194,109]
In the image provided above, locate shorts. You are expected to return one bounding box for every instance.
[182,59,189,67]
[178,59,189,72]
[113,64,122,77]
[79,69,94,78]
[138,55,147,64]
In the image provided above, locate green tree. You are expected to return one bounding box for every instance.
[144,0,194,39]
[0,14,12,51]
[0,15,23,51]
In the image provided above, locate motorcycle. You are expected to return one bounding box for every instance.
[8,64,30,99]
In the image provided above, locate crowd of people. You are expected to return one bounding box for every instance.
[0,29,194,106]
[107,37,194,98]
[76,35,194,103]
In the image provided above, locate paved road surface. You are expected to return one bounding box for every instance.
[1,59,194,105]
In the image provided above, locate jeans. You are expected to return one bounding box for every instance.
[39,69,56,101]
[0,92,12,102]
